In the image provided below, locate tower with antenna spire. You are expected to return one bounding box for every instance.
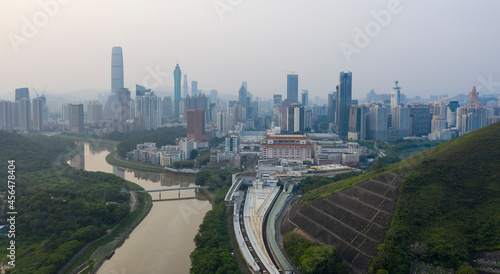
[174,64,182,117]
[391,81,401,107]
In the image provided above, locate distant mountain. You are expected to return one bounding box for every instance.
[283,122,500,273]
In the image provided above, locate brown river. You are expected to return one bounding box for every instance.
[68,142,212,273]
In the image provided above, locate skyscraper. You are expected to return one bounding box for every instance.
[174,64,182,117]
[88,101,103,122]
[111,47,124,92]
[104,46,125,120]
[287,74,298,106]
[391,106,410,138]
[32,97,44,131]
[18,98,30,132]
[15,88,29,101]
[467,85,479,106]
[0,101,13,130]
[183,75,189,98]
[163,96,172,118]
[301,90,308,108]
[135,92,162,130]
[191,81,198,97]
[391,81,401,107]
[136,84,150,97]
[187,109,209,142]
[69,104,84,133]
[238,83,247,108]
[336,72,352,137]
[273,94,282,106]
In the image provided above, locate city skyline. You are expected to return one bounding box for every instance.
[1,1,500,101]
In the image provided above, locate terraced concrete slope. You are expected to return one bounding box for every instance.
[283,172,403,273]
[283,122,500,273]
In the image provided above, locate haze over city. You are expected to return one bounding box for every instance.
[2,0,500,100]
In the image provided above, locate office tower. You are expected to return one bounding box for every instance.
[391,81,401,107]
[184,94,209,118]
[273,94,282,106]
[116,88,131,123]
[287,73,298,106]
[210,89,218,104]
[446,101,460,127]
[238,83,247,108]
[348,105,368,140]
[136,84,150,97]
[191,81,198,97]
[15,88,29,101]
[104,47,125,120]
[163,96,172,118]
[301,90,308,108]
[328,92,336,124]
[336,72,352,137]
[467,86,479,106]
[391,106,410,138]
[187,109,208,142]
[242,81,248,91]
[183,75,189,98]
[32,97,44,131]
[409,105,431,136]
[368,106,389,140]
[69,104,84,133]
[135,92,162,130]
[87,101,103,122]
[0,101,13,130]
[174,64,182,117]
[286,103,304,132]
[111,47,124,92]
[18,98,30,132]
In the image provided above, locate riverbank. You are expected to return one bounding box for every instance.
[105,150,166,173]
[58,134,120,146]
[63,191,153,274]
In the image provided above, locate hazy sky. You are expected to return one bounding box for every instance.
[1,0,500,101]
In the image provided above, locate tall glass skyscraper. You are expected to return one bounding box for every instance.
[111,47,124,93]
[336,71,352,137]
[287,74,298,106]
[174,64,182,117]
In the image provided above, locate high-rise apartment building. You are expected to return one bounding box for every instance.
[18,98,31,132]
[287,74,298,106]
[135,92,162,130]
[391,106,410,138]
[336,72,352,137]
[69,104,84,133]
[0,101,13,130]
[31,97,44,131]
[87,101,103,122]
[368,106,388,140]
[348,105,368,140]
[409,105,431,136]
[174,64,182,117]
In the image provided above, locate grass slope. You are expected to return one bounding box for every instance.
[295,122,500,272]
[371,122,500,272]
